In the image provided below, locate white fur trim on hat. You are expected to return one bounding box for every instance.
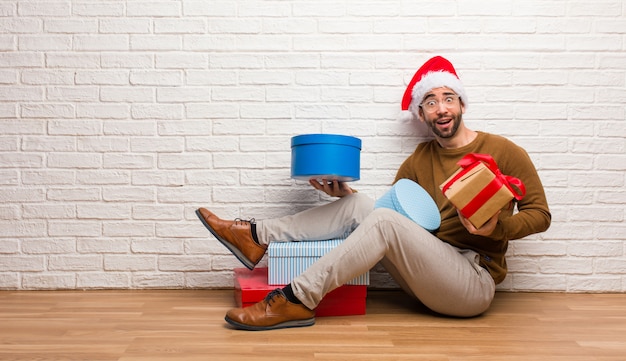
[411,71,468,108]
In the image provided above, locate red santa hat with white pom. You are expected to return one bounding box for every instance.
[401,56,468,112]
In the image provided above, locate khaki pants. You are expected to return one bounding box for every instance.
[257,193,496,317]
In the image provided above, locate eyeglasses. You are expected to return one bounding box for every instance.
[419,95,460,113]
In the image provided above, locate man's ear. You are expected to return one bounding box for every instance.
[410,103,425,122]
[417,107,425,123]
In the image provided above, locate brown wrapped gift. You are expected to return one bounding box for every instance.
[440,153,526,229]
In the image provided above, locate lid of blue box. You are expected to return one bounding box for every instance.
[291,134,361,150]
[374,179,441,232]
[269,239,345,257]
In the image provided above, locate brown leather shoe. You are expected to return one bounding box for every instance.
[225,289,315,331]
[195,208,267,270]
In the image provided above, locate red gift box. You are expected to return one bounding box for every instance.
[440,153,526,228]
[233,267,366,317]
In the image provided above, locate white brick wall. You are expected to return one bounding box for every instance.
[0,0,624,292]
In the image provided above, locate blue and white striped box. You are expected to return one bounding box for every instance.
[268,238,369,286]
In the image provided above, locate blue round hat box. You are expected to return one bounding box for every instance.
[374,179,441,232]
[291,134,362,182]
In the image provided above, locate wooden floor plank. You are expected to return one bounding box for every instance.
[0,290,625,360]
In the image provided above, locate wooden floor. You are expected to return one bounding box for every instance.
[1,290,625,361]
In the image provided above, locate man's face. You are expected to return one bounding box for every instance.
[418,87,465,139]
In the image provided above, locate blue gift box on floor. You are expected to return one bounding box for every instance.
[268,239,369,286]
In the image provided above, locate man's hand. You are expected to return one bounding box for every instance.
[458,210,500,237]
[309,178,353,198]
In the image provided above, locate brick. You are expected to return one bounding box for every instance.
[185,271,231,288]
[18,35,71,51]
[132,273,185,288]
[0,18,41,33]
[21,103,75,118]
[0,153,43,168]
[48,221,102,237]
[511,274,567,291]
[77,204,132,220]
[0,86,43,101]
[158,256,210,271]
[568,241,623,257]
[157,187,213,204]
[186,170,238,186]
[0,256,45,271]
[131,104,184,120]
[213,153,265,169]
[22,274,75,290]
[103,154,154,169]
[73,3,124,16]
[101,53,153,68]
[103,121,156,136]
[104,255,156,271]
[185,136,238,152]
[102,221,155,237]
[46,53,100,68]
[132,205,183,220]
[0,220,46,237]
[77,238,130,254]
[183,1,236,16]
[158,153,212,169]
[77,103,130,119]
[47,120,101,136]
[49,255,102,271]
[0,239,19,254]
[567,276,622,292]
[0,273,19,289]
[77,273,130,289]
[103,187,155,202]
[22,239,75,254]
[18,2,71,16]
[132,239,184,254]
[47,86,99,101]
[130,70,182,86]
[45,19,98,33]
[74,35,128,51]
[76,170,130,185]
[131,35,181,51]
[155,19,206,34]
[0,205,20,219]
[99,19,151,34]
[22,204,76,219]
[131,170,184,186]
[127,1,181,16]
[47,188,101,202]
[156,53,208,69]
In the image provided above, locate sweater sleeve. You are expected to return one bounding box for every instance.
[488,144,551,241]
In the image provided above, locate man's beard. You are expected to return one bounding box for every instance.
[427,113,462,139]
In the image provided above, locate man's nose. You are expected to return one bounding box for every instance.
[435,102,448,113]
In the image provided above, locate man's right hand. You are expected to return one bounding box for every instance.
[309,178,353,198]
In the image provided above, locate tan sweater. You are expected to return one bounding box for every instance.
[394,132,551,284]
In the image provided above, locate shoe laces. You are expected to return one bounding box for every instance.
[264,288,285,305]
[234,217,255,226]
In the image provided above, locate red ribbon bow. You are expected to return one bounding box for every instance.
[441,153,526,220]
[454,153,525,200]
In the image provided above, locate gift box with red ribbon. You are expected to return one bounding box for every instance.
[440,153,526,229]
[234,267,367,317]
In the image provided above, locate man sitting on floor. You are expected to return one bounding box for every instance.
[196,56,551,331]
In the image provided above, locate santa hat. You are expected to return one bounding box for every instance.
[401,56,468,111]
